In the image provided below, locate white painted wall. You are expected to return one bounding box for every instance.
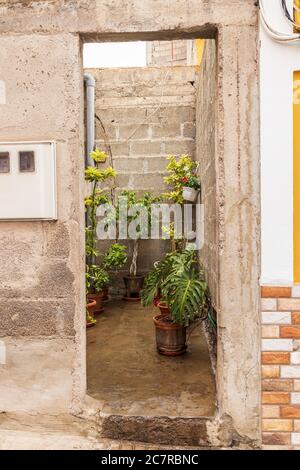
[260,0,300,285]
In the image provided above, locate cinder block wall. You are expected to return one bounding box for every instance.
[85,66,197,282]
[0,34,85,414]
[195,41,217,309]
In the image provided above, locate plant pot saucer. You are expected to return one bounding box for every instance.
[123,296,141,303]
[157,347,187,357]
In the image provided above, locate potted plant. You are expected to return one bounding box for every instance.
[120,190,161,302]
[86,264,109,314]
[181,174,201,202]
[102,243,128,299]
[142,249,208,356]
[85,148,117,310]
[86,268,96,328]
[86,299,97,328]
[163,154,200,203]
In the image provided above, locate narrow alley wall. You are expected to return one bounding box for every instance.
[85,65,197,280]
[195,40,217,309]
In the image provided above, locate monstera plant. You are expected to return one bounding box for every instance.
[142,249,209,356]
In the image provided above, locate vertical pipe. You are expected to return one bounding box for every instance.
[84,73,96,166]
[84,73,96,265]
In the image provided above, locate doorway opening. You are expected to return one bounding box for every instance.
[83,37,218,441]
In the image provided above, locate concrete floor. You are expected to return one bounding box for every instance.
[87,301,216,418]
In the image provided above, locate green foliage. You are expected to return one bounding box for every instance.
[118,191,161,276]
[163,155,199,203]
[85,189,109,209]
[183,174,201,190]
[103,243,128,270]
[85,149,117,266]
[90,149,108,163]
[86,264,109,293]
[142,249,208,326]
[85,165,116,183]
[86,307,96,325]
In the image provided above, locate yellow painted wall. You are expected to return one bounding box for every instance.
[195,39,205,67]
[294,71,300,284]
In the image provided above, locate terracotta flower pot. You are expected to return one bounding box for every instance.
[123,275,144,302]
[157,301,170,316]
[87,292,104,314]
[153,314,187,356]
[102,285,109,302]
[86,299,97,328]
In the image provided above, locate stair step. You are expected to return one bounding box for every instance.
[99,414,214,447]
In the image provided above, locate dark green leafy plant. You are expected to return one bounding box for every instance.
[142,249,208,327]
[86,265,109,294]
[103,243,128,270]
[181,174,201,190]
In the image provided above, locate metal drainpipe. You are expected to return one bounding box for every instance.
[84,73,96,166]
[84,73,96,265]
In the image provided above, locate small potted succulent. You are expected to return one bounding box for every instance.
[142,249,208,356]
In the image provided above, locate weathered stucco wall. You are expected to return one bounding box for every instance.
[0,34,85,413]
[86,65,196,281]
[0,1,257,37]
[196,40,217,309]
[0,0,260,447]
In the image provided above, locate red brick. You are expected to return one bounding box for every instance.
[262,352,290,364]
[292,312,300,325]
[262,392,290,404]
[280,406,300,418]
[262,379,293,392]
[261,287,291,298]
[280,326,300,338]
[262,433,291,446]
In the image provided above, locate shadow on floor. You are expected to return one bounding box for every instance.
[87,300,216,418]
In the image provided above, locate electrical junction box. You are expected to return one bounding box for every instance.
[0,141,57,220]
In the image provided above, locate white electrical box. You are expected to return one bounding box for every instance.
[0,141,57,220]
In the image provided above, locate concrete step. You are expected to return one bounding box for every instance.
[99,413,215,447]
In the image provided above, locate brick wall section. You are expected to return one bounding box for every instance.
[261,286,300,449]
[146,40,192,66]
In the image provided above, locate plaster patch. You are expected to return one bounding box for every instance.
[0,340,6,364]
[0,80,6,104]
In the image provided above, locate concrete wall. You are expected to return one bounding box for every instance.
[196,40,217,309]
[86,65,196,279]
[0,34,85,413]
[0,0,260,447]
